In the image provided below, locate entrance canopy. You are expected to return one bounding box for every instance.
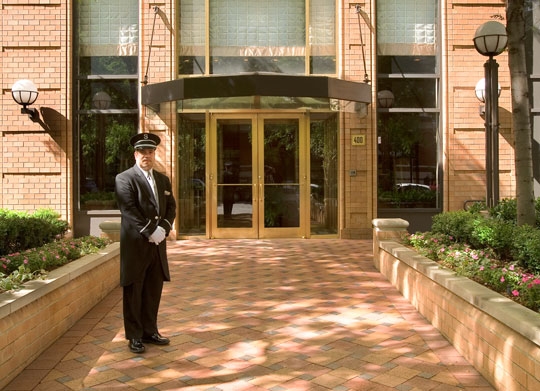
[141,73,371,106]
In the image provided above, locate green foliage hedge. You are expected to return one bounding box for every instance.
[0,209,69,256]
[430,198,540,274]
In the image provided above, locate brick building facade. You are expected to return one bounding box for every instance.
[0,0,537,239]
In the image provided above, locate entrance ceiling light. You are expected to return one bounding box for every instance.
[92,91,112,110]
[377,90,394,108]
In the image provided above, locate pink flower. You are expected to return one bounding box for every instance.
[509,265,515,271]
[500,276,505,283]
[479,266,485,271]
[472,253,479,260]
[512,290,519,296]
[23,259,28,264]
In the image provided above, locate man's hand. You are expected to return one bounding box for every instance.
[149,226,166,245]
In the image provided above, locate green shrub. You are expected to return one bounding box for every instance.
[0,209,69,256]
[511,225,540,274]
[489,197,540,228]
[536,198,540,228]
[431,210,480,243]
[465,201,487,214]
[469,218,514,260]
[489,198,517,224]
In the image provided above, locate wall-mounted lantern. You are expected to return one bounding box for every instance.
[11,79,39,122]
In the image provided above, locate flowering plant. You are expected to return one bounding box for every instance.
[0,236,111,293]
[404,231,540,312]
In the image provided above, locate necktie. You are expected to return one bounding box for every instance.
[147,172,158,201]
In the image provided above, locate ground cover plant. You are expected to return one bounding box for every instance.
[0,209,111,293]
[403,198,540,312]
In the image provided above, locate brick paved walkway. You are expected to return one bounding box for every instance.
[4,239,494,390]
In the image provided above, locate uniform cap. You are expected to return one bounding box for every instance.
[130,133,161,150]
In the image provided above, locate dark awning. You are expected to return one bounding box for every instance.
[141,73,371,106]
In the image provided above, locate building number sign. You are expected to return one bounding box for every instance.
[352,135,366,146]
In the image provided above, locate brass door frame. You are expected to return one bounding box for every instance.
[208,113,309,239]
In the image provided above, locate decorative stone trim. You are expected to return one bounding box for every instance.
[0,242,120,389]
[372,219,540,391]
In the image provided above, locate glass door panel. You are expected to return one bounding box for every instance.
[260,118,302,236]
[214,118,257,237]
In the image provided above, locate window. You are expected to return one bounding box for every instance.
[178,115,206,235]
[310,113,338,234]
[178,0,336,76]
[76,0,139,210]
[376,0,441,210]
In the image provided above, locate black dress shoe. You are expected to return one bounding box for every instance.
[142,332,170,345]
[129,338,145,353]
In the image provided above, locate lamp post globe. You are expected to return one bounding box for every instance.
[475,78,502,103]
[473,21,507,57]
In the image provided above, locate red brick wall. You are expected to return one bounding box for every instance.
[340,1,375,238]
[445,1,513,210]
[0,0,72,221]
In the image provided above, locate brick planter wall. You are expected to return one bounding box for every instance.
[0,243,120,389]
[372,219,540,391]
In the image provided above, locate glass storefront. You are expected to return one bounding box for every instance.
[376,0,442,229]
[177,112,339,238]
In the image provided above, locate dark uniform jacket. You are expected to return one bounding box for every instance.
[115,165,176,286]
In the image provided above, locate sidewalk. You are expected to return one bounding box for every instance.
[5,239,494,390]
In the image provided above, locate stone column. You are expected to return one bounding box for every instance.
[372,218,409,270]
[99,220,121,242]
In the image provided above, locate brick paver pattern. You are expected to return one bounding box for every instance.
[5,239,494,390]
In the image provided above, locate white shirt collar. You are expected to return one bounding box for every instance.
[136,164,153,177]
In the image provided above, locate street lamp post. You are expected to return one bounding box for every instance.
[473,21,507,208]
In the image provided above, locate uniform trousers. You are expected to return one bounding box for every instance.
[123,249,165,340]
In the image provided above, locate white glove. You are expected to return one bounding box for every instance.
[149,226,166,245]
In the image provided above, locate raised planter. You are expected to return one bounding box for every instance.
[0,242,120,389]
[372,218,540,391]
